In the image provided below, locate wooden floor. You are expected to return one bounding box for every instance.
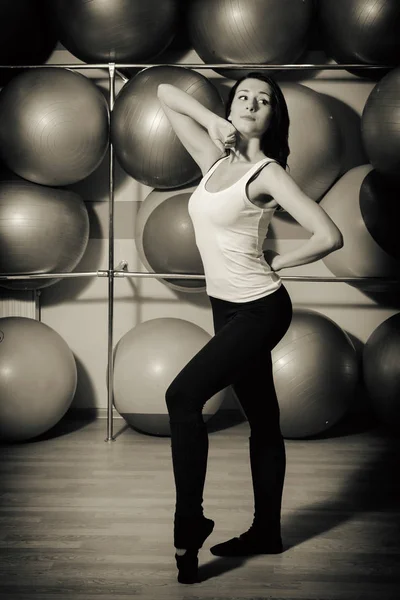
[0,409,399,600]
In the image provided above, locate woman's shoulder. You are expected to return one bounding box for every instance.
[259,154,282,167]
[256,158,287,212]
[258,157,288,178]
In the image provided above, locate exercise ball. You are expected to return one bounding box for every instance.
[0,0,57,85]
[187,0,314,79]
[281,83,343,201]
[318,0,400,77]
[51,0,179,63]
[271,309,358,439]
[0,68,109,187]
[362,68,400,180]
[356,169,399,261]
[113,318,224,436]
[135,186,205,293]
[363,313,400,432]
[111,66,224,188]
[0,174,89,290]
[320,165,400,285]
[0,317,77,442]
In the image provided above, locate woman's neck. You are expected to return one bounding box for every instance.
[228,136,265,164]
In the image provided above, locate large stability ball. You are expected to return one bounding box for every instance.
[52,0,179,63]
[0,68,109,187]
[356,169,399,261]
[318,0,400,77]
[0,0,57,85]
[271,310,358,439]
[0,174,89,290]
[362,68,400,180]
[0,317,77,442]
[187,0,314,79]
[135,186,205,293]
[113,318,224,436]
[111,66,224,189]
[281,83,343,201]
[320,165,400,284]
[363,313,400,432]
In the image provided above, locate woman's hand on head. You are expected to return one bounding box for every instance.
[208,117,237,152]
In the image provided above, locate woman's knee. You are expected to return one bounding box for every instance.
[165,381,181,414]
[165,381,199,422]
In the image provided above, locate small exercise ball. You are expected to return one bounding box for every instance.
[0,0,57,85]
[135,186,205,293]
[281,83,343,201]
[187,0,314,79]
[363,313,400,432]
[271,309,358,439]
[0,68,109,187]
[320,165,400,285]
[0,317,77,442]
[51,0,179,63]
[362,68,400,179]
[318,0,400,77]
[113,318,224,436]
[0,174,89,290]
[111,66,224,188]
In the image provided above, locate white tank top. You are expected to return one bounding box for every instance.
[188,155,282,302]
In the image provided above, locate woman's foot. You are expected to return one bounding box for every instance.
[210,527,283,557]
[175,549,199,584]
[173,515,215,584]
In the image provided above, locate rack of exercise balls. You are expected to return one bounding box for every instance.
[0,0,400,444]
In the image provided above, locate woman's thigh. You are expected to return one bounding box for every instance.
[232,352,281,436]
[166,286,292,419]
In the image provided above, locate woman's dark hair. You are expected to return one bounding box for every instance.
[225,72,290,169]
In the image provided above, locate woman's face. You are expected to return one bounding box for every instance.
[228,78,273,137]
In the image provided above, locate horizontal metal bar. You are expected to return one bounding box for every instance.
[114,271,203,279]
[0,63,394,71]
[1,270,398,285]
[0,271,109,280]
[113,271,400,284]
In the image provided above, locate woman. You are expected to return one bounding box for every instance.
[157,72,343,584]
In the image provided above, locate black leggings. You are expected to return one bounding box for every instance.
[165,285,293,543]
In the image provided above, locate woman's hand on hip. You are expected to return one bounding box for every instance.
[264,249,283,272]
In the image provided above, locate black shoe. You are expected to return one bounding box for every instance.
[175,549,199,584]
[210,527,283,557]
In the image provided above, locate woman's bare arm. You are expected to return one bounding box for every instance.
[260,163,343,271]
[157,83,236,174]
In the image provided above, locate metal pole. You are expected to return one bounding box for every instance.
[0,271,107,280]
[1,270,398,285]
[112,270,400,286]
[0,63,394,71]
[106,63,116,443]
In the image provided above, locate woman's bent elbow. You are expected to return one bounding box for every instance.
[328,231,343,252]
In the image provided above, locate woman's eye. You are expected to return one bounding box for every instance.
[238,95,247,100]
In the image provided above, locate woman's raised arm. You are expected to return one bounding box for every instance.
[157,83,236,174]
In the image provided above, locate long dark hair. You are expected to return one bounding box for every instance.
[225,72,290,169]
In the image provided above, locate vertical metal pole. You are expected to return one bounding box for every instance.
[106,63,116,442]
[35,291,41,321]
